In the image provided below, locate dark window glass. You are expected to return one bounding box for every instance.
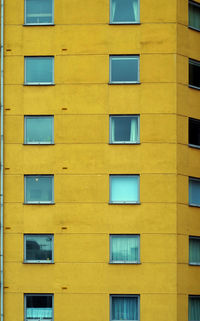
[26,296,52,308]
[110,56,139,83]
[189,296,200,321]
[25,235,53,262]
[189,59,200,89]
[189,1,200,31]
[189,118,200,147]
[189,177,200,206]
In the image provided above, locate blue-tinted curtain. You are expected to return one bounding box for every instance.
[189,238,200,264]
[26,0,53,24]
[25,176,53,203]
[25,116,53,143]
[112,297,138,320]
[189,297,200,321]
[111,235,139,262]
[111,57,139,82]
[189,2,200,30]
[110,176,139,203]
[25,57,53,84]
[26,235,53,261]
[189,179,200,206]
[26,307,52,319]
[111,0,139,23]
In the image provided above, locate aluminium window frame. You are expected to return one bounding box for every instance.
[24,56,54,85]
[188,117,200,149]
[24,0,54,26]
[109,0,140,25]
[24,234,54,264]
[109,174,140,204]
[24,293,54,321]
[110,294,140,321]
[109,115,140,144]
[109,55,140,84]
[189,236,200,266]
[24,174,54,204]
[109,234,140,264]
[24,115,54,145]
[188,0,200,32]
[189,58,200,90]
[188,295,200,321]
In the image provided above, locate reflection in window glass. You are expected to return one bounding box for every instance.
[189,177,200,207]
[25,175,54,204]
[110,56,139,83]
[189,0,200,31]
[25,116,54,144]
[25,0,53,24]
[25,234,53,263]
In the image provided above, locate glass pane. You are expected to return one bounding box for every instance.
[189,119,200,147]
[111,0,139,23]
[25,57,53,84]
[26,295,52,320]
[25,235,53,261]
[111,57,139,82]
[112,297,138,320]
[26,0,53,24]
[25,116,53,144]
[189,179,200,206]
[189,297,200,321]
[189,2,200,30]
[110,176,139,203]
[112,116,138,143]
[189,238,200,264]
[111,235,139,262]
[189,60,200,89]
[25,176,53,203]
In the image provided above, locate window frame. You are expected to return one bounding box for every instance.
[24,56,54,85]
[189,177,200,207]
[109,115,140,144]
[24,0,54,26]
[110,234,140,264]
[24,175,54,204]
[109,55,140,84]
[188,0,200,32]
[109,0,140,25]
[109,174,140,204]
[24,234,54,264]
[189,236,200,266]
[24,293,54,321]
[24,115,54,145]
[110,295,140,321]
[189,117,200,149]
[189,295,200,321]
[189,58,200,90]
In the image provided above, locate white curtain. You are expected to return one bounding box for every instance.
[112,235,139,262]
[27,308,52,319]
[132,0,138,21]
[112,297,138,320]
[130,117,138,142]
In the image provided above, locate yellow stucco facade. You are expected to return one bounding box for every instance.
[1,0,200,320]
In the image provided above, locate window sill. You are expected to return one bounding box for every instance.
[109,262,141,264]
[188,85,200,90]
[109,22,140,25]
[24,202,55,205]
[24,261,54,264]
[189,263,200,266]
[188,144,200,149]
[109,142,140,145]
[188,26,200,32]
[109,202,140,205]
[23,23,55,26]
[24,83,55,86]
[108,81,141,85]
[189,203,200,208]
[23,143,55,145]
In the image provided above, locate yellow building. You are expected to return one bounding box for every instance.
[1,0,200,321]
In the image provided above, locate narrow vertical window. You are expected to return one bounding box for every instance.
[110,56,140,84]
[189,237,200,265]
[189,0,200,31]
[110,175,140,204]
[189,118,200,148]
[25,57,54,85]
[25,294,53,321]
[189,296,200,321]
[189,59,200,90]
[189,177,200,207]
[24,116,54,144]
[25,0,54,25]
[111,295,139,321]
[24,175,54,204]
[110,235,140,263]
[110,115,140,144]
[110,0,139,24]
[24,234,54,263]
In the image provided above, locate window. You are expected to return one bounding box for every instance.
[25,57,54,85]
[189,236,200,265]
[189,177,200,207]
[110,295,139,321]
[110,115,140,144]
[24,116,54,144]
[189,296,200,321]
[24,175,54,204]
[110,56,139,84]
[110,235,140,263]
[25,0,54,25]
[189,59,200,90]
[110,0,139,24]
[189,118,200,148]
[189,0,200,31]
[24,234,53,263]
[25,294,53,321]
[110,175,140,204]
